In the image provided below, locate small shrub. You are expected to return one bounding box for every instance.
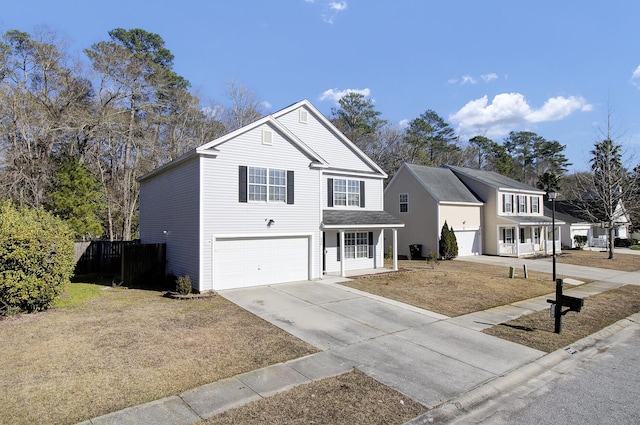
[176,275,192,295]
[614,238,633,248]
[425,251,439,269]
[573,235,588,249]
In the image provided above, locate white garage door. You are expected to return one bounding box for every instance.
[214,237,309,290]
[455,230,481,257]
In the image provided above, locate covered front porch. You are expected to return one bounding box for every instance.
[497,216,564,257]
[321,210,404,278]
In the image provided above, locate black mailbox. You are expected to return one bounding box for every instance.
[561,295,584,312]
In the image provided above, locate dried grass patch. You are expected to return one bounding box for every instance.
[553,250,640,271]
[0,283,316,425]
[482,285,640,352]
[343,260,557,317]
[202,369,427,425]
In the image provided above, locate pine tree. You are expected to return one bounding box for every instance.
[448,226,458,259]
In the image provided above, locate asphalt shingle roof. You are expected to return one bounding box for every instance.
[322,210,404,227]
[405,164,482,203]
[445,165,544,193]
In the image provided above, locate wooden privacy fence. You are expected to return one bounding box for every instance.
[74,241,130,275]
[121,243,166,287]
[75,241,166,288]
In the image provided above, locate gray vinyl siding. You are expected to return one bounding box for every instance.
[276,106,379,174]
[139,156,200,286]
[200,122,322,290]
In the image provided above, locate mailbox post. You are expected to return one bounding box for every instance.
[547,278,584,334]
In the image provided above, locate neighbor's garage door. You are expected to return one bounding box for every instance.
[214,237,309,290]
[455,230,481,257]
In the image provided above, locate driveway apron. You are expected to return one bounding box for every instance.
[221,280,544,408]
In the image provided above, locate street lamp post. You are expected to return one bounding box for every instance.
[548,189,557,282]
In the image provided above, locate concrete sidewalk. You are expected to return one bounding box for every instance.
[456,255,640,285]
[78,258,639,424]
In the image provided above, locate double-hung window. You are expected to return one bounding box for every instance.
[248,167,267,201]
[518,195,527,213]
[269,169,286,202]
[399,193,408,212]
[247,167,287,203]
[334,179,360,207]
[503,194,513,213]
[530,196,539,213]
[503,228,514,244]
[345,232,369,259]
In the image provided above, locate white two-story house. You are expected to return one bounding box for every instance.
[445,166,563,257]
[138,100,403,292]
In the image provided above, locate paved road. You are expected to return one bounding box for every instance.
[445,324,640,425]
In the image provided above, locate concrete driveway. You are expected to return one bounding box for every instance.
[221,279,545,408]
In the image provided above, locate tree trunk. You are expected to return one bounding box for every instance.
[608,226,615,260]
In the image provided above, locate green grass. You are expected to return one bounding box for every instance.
[54,282,106,308]
[630,245,640,251]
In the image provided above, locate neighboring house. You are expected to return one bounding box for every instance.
[545,200,631,248]
[544,204,594,249]
[138,100,403,292]
[384,164,483,258]
[444,165,563,257]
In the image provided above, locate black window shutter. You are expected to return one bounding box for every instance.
[360,181,365,208]
[368,231,374,258]
[239,166,247,203]
[327,178,334,207]
[286,170,294,204]
[502,194,506,212]
[336,233,340,261]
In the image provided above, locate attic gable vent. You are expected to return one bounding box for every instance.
[262,129,273,145]
[299,108,308,123]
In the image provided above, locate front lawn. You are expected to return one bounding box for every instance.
[0,280,317,425]
[344,260,558,317]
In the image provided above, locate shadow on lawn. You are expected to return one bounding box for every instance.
[71,273,173,292]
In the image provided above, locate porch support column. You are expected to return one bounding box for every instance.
[340,230,346,278]
[392,228,398,271]
[516,225,520,257]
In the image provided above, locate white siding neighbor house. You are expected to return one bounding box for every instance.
[545,199,631,249]
[384,164,483,259]
[138,100,403,292]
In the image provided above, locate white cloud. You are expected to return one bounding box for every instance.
[481,73,498,82]
[631,65,640,88]
[319,87,371,103]
[398,119,410,129]
[461,75,477,85]
[329,1,347,11]
[304,0,347,24]
[450,92,592,140]
[449,73,499,85]
[260,101,272,110]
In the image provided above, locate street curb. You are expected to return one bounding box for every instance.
[404,312,640,424]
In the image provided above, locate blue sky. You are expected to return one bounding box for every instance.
[3,0,639,171]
